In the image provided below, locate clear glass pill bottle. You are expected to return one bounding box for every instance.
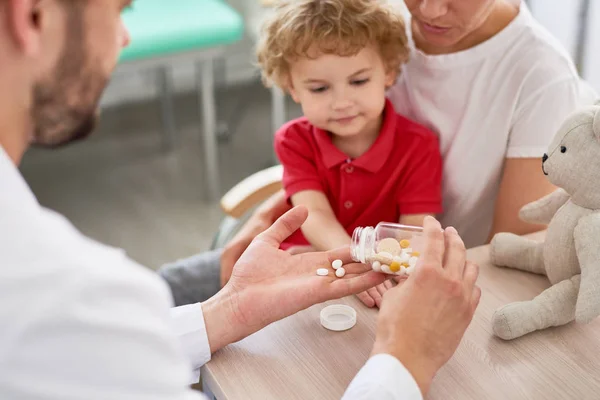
[351,222,424,275]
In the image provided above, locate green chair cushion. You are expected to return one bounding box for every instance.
[120,0,244,62]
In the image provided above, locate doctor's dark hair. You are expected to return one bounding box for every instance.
[256,0,409,91]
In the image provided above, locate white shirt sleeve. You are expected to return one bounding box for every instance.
[1,257,209,400]
[507,76,598,158]
[342,354,423,400]
[169,303,212,384]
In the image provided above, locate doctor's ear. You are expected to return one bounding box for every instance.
[4,0,43,57]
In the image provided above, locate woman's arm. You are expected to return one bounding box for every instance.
[486,158,556,242]
[292,190,351,251]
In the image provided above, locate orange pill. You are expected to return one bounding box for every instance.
[399,239,411,249]
[401,262,409,268]
[411,251,420,257]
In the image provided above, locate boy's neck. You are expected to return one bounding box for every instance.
[331,113,383,159]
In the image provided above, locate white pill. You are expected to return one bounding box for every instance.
[378,251,394,260]
[332,259,343,270]
[406,266,415,275]
[381,264,392,274]
[398,253,410,263]
[373,252,394,265]
[316,268,329,276]
[372,261,382,272]
[404,248,413,254]
[377,238,402,255]
[409,256,418,267]
[335,267,346,278]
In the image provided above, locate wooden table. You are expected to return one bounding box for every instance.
[202,232,600,399]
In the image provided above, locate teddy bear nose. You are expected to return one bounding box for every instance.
[542,153,548,162]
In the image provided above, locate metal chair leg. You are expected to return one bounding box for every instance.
[214,57,230,141]
[197,59,221,202]
[270,85,286,163]
[271,85,286,135]
[156,66,176,150]
[211,216,241,250]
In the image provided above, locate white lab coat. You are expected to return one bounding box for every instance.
[0,146,421,399]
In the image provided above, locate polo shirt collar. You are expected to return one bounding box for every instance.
[313,98,397,173]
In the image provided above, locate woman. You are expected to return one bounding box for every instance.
[388,0,596,248]
[161,0,597,304]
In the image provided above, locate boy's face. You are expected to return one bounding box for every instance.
[288,45,395,138]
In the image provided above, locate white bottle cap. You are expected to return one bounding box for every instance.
[320,305,357,331]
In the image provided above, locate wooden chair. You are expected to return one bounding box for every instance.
[211,164,283,249]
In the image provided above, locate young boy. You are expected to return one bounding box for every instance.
[256,0,443,305]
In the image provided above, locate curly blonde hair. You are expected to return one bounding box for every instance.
[256,0,409,91]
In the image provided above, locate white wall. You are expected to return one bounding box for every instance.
[528,0,581,59]
[582,0,600,91]
[529,0,599,93]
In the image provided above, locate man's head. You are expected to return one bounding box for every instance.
[256,0,408,138]
[0,0,131,154]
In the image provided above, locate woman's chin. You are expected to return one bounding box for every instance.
[413,23,462,51]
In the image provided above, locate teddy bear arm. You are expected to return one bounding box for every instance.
[518,188,570,224]
[574,214,600,323]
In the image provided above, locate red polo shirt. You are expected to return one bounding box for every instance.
[274,98,443,249]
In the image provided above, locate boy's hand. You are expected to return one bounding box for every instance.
[356,281,394,308]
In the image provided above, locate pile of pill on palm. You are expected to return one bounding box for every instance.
[316,259,346,278]
[370,237,419,275]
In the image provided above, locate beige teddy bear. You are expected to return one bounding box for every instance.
[490,104,600,340]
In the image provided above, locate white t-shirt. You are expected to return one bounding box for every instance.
[388,2,597,248]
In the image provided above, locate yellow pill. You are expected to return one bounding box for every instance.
[399,239,411,249]
[401,262,409,268]
[411,251,420,257]
[389,262,401,272]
